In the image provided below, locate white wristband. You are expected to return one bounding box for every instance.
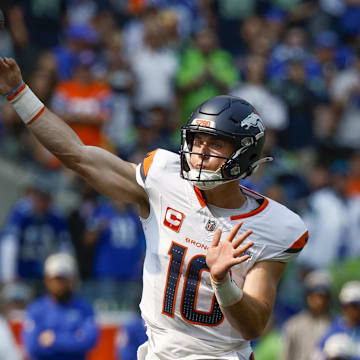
[6,83,45,125]
[210,273,243,307]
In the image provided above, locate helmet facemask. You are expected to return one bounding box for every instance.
[180,128,269,190]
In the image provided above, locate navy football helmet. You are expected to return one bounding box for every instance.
[180,95,272,190]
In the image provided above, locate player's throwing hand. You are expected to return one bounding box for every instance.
[0,57,23,95]
[206,222,254,282]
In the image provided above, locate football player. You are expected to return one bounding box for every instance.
[0,57,308,360]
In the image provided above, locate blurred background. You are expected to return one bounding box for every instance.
[0,0,360,359]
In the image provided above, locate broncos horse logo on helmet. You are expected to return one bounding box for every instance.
[241,111,265,132]
[180,95,272,190]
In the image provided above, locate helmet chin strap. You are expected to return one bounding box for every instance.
[188,168,228,190]
[187,156,273,190]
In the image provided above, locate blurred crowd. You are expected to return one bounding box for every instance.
[1,0,360,359]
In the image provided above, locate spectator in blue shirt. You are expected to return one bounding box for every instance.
[22,253,98,360]
[84,198,145,280]
[0,185,72,283]
[81,198,145,310]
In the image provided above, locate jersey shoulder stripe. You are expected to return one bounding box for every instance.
[137,149,180,191]
[140,149,159,182]
[284,230,309,253]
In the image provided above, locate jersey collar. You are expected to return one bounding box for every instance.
[191,184,269,219]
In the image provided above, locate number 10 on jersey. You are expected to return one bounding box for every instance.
[162,242,224,326]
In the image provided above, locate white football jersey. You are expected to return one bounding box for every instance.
[136,149,308,360]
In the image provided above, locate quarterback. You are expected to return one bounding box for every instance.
[0,57,308,360]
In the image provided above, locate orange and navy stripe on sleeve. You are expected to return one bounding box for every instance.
[140,149,158,183]
[6,82,26,101]
[285,230,309,253]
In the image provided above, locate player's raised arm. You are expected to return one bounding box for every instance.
[0,57,149,217]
